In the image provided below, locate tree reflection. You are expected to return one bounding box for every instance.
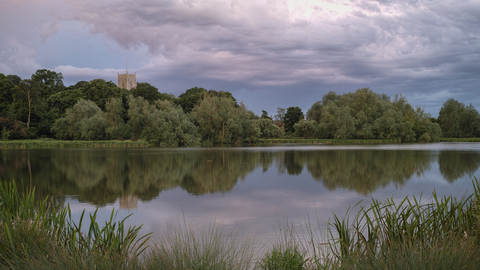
[438,151,480,183]
[301,150,434,195]
[0,148,479,206]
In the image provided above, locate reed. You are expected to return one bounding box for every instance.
[319,178,480,269]
[2,178,480,269]
[0,180,150,269]
[143,218,256,270]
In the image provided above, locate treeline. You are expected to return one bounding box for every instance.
[1,69,479,144]
[0,71,281,145]
[301,89,480,141]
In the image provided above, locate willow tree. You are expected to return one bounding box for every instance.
[143,100,200,147]
[191,94,238,144]
[51,99,107,140]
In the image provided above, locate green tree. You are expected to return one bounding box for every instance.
[373,108,401,140]
[127,95,151,140]
[176,87,207,113]
[81,79,122,110]
[438,98,463,138]
[31,69,64,100]
[143,100,200,147]
[411,107,441,142]
[14,79,43,128]
[176,87,237,114]
[284,106,304,134]
[459,104,480,138]
[51,99,107,140]
[261,110,271,119]
[191,94,241,144]
[258,118,283,140]
[6,75,21,86]
[65,81,87,91]
[0,74,15,117]
[130,82,175,104]
[274,107,286,127]
[333,106,356,139]
[294,119,318,139]
[104,97,130,140]
[306,101,322,122]
[47,89,84,117]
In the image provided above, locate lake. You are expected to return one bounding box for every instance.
[1,143,480,245]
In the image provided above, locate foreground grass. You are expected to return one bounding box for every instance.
[2,179,480,269]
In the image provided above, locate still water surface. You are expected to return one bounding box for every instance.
[2,143,480,242]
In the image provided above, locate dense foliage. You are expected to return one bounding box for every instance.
[1,70,479,144]
[305,88,442,142]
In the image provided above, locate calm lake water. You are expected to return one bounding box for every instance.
[2,143,480,244]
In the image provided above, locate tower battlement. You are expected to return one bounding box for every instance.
[118,72,137,90]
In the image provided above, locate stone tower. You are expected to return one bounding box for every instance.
[117,71,137,90]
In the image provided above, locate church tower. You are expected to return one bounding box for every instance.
[118,61,137,90]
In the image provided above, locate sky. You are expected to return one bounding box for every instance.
[1,0,479,117]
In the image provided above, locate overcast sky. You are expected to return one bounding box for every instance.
[1,0,479,117]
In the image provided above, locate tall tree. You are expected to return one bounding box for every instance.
[176,87,207,113]
[130,82,175,103]
[459,104,480,138]
[261,110,271,119]
[47,89,84,118]
[14,79,42,128]
[127,95,151,141]
[31,69,64,99]
[191,94,239,144]
[0,74,15,117]
[6,75,21,86]
[284,106,304,134]
[274,107,286,126]
[81,79,122,110]
[438,98,464,138]
[104,97,130,140]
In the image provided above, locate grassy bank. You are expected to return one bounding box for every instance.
[1,179,480,269]
[440,138,480,142]
[0,139,150,149]
[251,138,401,144]
[2,137,478,150]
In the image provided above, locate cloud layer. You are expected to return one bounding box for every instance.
[1,0,480,115]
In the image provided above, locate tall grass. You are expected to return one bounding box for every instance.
[143,218,256,270]
[0,180,150,269]
[2,178,480,269]
[318,178,480,269]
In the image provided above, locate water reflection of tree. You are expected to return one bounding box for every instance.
[0,149,267,206]
[301,150,434,195]
[2,148,480,206]
[438,151,480,183]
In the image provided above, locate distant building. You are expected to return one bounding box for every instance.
[118,72,137,90]
[119,195,138,210]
